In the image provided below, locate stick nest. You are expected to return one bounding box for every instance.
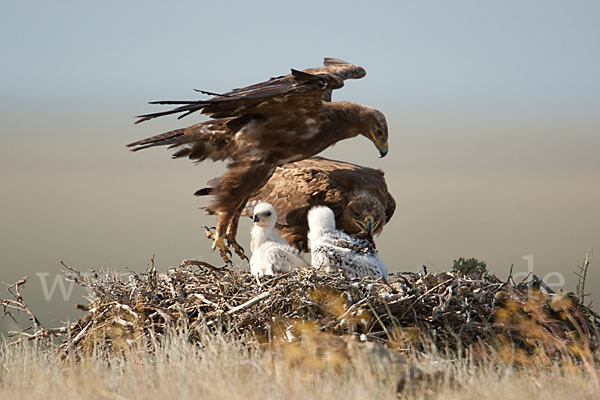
[3,262,600,363]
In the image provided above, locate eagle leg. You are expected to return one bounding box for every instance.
[204,227,232,263]
[225,204,249,261]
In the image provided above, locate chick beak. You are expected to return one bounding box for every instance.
[253,215,259,223]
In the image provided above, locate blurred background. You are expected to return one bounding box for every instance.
[1,0,599,335]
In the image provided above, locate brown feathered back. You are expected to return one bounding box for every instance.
[197,157,395,251]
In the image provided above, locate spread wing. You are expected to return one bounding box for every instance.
[304,58,367,102]
[135,58,365,123]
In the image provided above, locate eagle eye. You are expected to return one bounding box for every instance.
[265,211,272,217]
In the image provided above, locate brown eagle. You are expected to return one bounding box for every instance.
[197,157,396,252]
[127,58,389,262]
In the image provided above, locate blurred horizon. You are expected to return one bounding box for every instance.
[1,0,599,335]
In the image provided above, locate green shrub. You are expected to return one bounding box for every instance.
[452,257,488,276]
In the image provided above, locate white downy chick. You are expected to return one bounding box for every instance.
[308,206,388,280]
[250,202,308,277]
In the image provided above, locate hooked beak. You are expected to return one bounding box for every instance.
[253,215,259,223]
[364,216,374,235]
[370,133,388,158]
[353,216,377,249]
[378,142,388,158]
[353,216,375,235]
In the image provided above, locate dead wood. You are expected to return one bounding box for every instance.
[2,262,599,363]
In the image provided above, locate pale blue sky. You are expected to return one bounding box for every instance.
[2,0,599,111]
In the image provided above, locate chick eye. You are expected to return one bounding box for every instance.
[265,211,272,217]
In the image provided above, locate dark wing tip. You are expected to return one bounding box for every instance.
[134,116,150,125]
[126,138,145,148]
[133,111,174,124]
[291,68,319,81]
[322,58,366,80]
[323,57,350,65]
[193,89,233,97]
[194,187,212,196]
[127,144,145,152]
[356,66,367,78]
[126,143,153,152]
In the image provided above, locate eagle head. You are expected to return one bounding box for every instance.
[359,107,388,157]
[252,203,278,227]
[340,192,386,246]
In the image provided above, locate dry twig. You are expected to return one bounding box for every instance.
[1,261,598,363]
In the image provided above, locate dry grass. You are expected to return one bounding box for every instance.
[0,326,599,400]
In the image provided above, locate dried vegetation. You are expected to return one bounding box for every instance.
[2,256,599,366]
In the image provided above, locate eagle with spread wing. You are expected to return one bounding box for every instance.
[197,156,396,252]
[127,58,389,262]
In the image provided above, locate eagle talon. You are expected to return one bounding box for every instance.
[210,235,232,263]
[204,228,216,241]
[227,238,248,262]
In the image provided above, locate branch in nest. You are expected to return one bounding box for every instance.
[60,260,115,301]
[226,291,272,315]
[1,277,54,346]
[576,251,592,304]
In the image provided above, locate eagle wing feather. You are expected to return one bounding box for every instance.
[134,59,364,123]
[127,59,382,263]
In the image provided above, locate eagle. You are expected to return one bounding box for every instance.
[197,156,396,252]
[307,206,388,280]
[249,202,308,277]
[127,58,389,262]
